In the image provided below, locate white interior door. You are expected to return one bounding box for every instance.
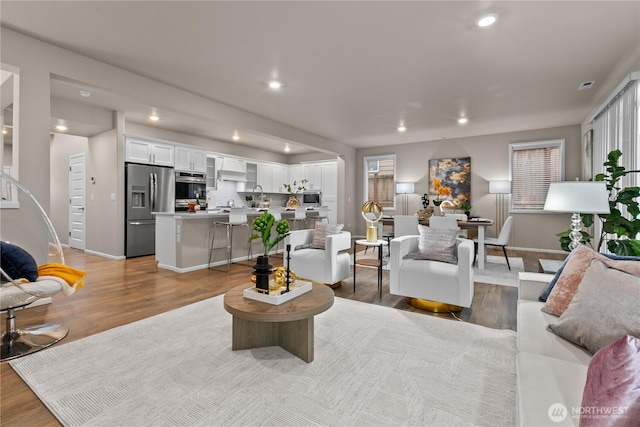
[69,154,86,250]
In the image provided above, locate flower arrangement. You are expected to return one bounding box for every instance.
[249,211,290,256]
[283,179,308,194]
[432,178,452,206]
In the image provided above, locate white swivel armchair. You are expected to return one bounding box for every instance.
[285,229,351,288]
[390,235,474,312]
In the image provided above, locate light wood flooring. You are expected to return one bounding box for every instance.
[0,246,565,426]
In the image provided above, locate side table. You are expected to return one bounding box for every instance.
[353,239,388,299]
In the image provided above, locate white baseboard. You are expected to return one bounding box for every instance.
[158,255,262,273]
[507,246,567,255]
[84,249,126,260]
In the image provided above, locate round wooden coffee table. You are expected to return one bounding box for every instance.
[223,283,334,363]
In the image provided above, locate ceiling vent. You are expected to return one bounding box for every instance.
[578,81,596,90]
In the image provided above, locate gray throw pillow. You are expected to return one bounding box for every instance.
[310,222,344,249]
[415,225,459,264]
[547,258,640,354]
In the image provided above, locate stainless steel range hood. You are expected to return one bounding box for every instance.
[217,157,247,182]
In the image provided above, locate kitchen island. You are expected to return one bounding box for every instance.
[153,208,325,272]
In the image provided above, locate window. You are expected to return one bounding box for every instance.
[592,76,640,244]
[510,140,564,212]
[363,155,395,209]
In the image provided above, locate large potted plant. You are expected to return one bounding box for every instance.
[558,149,640,255]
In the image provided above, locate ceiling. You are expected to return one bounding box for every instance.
[1,1,639,155]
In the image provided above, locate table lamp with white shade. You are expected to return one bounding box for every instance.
[543,181,610,250]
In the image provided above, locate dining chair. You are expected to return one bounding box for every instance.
[474,216,514,270]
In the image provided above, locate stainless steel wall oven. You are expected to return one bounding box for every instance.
[175,171,206,211]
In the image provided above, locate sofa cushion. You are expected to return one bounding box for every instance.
[580,335,640,427]
[516,352,588,427]
[415,225,459,264]
[310,222,343,250]
[539,247,574,302]
[0,241,39,282]
[539,249,640,302]
[543,245,640,316]
[547,259,640,354]
[517,300,592,365]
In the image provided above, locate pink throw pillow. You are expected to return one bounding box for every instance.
[543,245,640,316]
[580,335,640,427]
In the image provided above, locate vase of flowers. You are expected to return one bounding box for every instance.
[432,179,452,216]
[283,179,308,208]
[249,212,290,293]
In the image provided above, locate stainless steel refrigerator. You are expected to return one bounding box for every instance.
[125,163,174,257]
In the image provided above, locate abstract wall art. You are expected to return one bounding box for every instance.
[428,157,471,207]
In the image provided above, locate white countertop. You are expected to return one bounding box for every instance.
[153,207,324,220]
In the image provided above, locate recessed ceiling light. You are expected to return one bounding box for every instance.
[477,14,498,27]
[284,145,291,153]
[56,125,68,131]
[79,90,92,97]
[397,125,407,132]
[149,115,159,122]
[232,133,240,141]
[268,80,282,90]
[458,117,469,125]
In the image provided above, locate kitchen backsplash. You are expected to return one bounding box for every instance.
[207,181,287,209]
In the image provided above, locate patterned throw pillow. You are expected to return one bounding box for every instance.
[543,244,640,316]
[414,225,459,264]
[547,259,640,354]
[310,222,344,249]
[539,248,640,302]
[580,335,640,427]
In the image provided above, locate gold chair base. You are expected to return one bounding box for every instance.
[326,281,342,289]
[407,298,462,313]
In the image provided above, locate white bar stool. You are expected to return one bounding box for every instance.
[208,207,252,272]
[314,206,329,224]
[290,207,308,230]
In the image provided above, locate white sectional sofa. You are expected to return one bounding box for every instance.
[516,272,593,427]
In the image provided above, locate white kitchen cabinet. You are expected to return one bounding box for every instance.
[206,156,217,189]
[126,137,174,166]
[288,165,303,187]
[243,161,258,191]
[321,161,338,195]
[257,163,273,192]
[303,163,322,190]
[272,165,287,193]
[175,145,207,172]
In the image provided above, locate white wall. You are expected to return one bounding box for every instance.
[87,128,122,257]
[357,124,582,251]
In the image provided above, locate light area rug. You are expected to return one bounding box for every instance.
[11,296,517,427]
[473,255,524,287]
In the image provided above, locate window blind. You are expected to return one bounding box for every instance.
[592,78,639,246]
[511,141,563,212]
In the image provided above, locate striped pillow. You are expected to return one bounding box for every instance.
[310,222,343,249]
